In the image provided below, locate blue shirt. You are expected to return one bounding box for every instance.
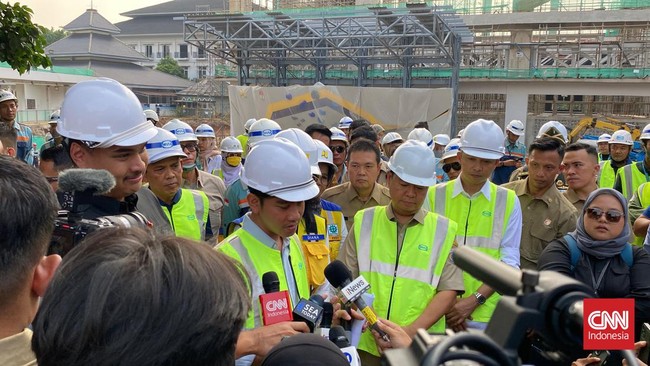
[492,139,526,185]
[12,121,33,166]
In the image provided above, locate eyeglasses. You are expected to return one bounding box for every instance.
[586,207,624,223]
[442,162,462,173]
[330,146,346,154]
[181,143,198,152]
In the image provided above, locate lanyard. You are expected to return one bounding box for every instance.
[585,255,611,297]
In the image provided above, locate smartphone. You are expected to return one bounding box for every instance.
[591,350,610,366]
[639,323,650,363]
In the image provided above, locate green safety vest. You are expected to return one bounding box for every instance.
[632,182,650,245]
[162,188,209,241]
[618,162,649,200]
[218,228,310,329]
[236,134,249,157]
[297,214,329,289]
[427,181,516,323]
[354,206,457,357]
[599,160,616,189]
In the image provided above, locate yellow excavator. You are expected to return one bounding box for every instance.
[568,116,641,143]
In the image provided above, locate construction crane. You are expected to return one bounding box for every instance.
[568,116,641,143]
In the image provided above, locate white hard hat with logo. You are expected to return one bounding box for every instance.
[248,118,282,146]
[49,110,60,125]
[388,140,437,186]
[330,127,349,144]
[407,128,433,147]
[506,120,525,136]
[57,78,157,148]
[536,121,568,144]
[0,90,17,104]
[441,138,462,161]
[143,109,159,123]
[433,134,450,146]
[640,124,650,141]
[314,139,337,174]
[276,128,320,176]
[598,133,611,143]
[162,119,197,142]
[609,130,633,146]
[220,136,243,153]
[382,132,403,145]
[338,116,353,130]
[195,123,215,138]
[460,119,505,159]
[242,138,319,202]
[146,127,187,164]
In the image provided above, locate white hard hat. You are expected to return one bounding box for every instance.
[433,134,450,146]
[460,119,505,159]
[388,140,437,186]
[57,78,157,148]
[457,128,464,138]
[244,118,257,132]
[641,124,650,141]
[0,90,17,104]
[49,109,60,125]
[195,123,215,138]
[146,127,187,164]
[314,139,336,173]
[609,130,633,146]
[506,120,525,136]
[242,138,319,202]
[598,133,612,142]
[162,119,197,142]
[382,132,403,145]
[220,136,243,153]
[338,116,353,129]
[441,138,462,160]
[536,121,568,143]
[407,128,433,147]
[276,128,320,176]
[248,118,281,146]
[143,109,159,123]
[330,127,348,144]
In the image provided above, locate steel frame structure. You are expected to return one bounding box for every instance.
[184,4,472,124]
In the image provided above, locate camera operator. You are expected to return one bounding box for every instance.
[55,78,158,219]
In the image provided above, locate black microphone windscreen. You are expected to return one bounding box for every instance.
[309,295,325,307]
[58,169,116,195]
[324,260,352,288]
[262,271,280,294]
[328,325,350,348]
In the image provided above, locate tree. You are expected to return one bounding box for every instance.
[0,2,51,74]
[40,26,67,45]
[155,56,186,79]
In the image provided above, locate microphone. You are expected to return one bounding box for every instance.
[292,295,325,332]
[329,325,361,366]
[315,302,333,339]
[324,260,389,342]
[259,271,293,325]
[58,169,116,195]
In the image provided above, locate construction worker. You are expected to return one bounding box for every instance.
[143,109,159,126]
[41,110,62,152]
[439,138,462,182]
[432,134,450,159]
[321,139,391,230]
[614,124,650,200]
[163,119,225,240]
[407,128,433,148]
[0,90,33,165]
[213,136,243,187]
[195,123,220,174]
[381,132,403,160]
[340,140,463,365]
[217,138,315,364]
[329,127,349,187]
[144,127,209,241]
[338,116,353,139]
[597,133,611,162]
[492,120,526,185]
[313,139,347,260]
[236,118,256,159]
[562,142,600,212]
[426,119,521,331]
[600,129,633,189]
[503,137,578,270]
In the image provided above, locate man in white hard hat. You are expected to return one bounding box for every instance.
[597,133,611,162]
[432,134,450,159]
[426,119,521,331]
[57,78,158,219]
[439,138,462,182]
[214,136,243,187]
[599,129,633,189]
[143,128,210,241]
[195,123,220,174]
[237,118,256,159]
[614,124,650,200]
[492,120,526,185]
[143,109,159,126]
[381,132,403,160]
[503,137,578,270]
[340,140,463,366]
[0,90,34,165]
[329,127,349,187]
[217,138,315,364]
[338,116,353,139]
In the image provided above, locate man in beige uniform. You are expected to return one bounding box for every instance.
[503,137,578,270]
[321,139,391,230]
[562,142,599,213]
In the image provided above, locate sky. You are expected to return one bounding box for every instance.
[13,0,168,29]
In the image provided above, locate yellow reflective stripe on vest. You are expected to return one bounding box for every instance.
[619,163,648,200]
[189,190,209,240]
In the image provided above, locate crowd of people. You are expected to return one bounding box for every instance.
[2,77,650,366]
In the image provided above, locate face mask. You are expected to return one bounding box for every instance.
[226,156,242,167]
[182,163,196,171]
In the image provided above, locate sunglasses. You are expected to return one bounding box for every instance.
[586,207,624,223]
[330,146,346,154]
[181,143,198,152]
[442,162,461,173]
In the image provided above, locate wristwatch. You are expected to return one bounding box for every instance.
[474,292,486,305]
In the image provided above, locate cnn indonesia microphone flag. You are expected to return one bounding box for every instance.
[583,298,635,350]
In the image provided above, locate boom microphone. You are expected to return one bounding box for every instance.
[260,271,293,325]
[324,260,389,342]
[57,169,116,195]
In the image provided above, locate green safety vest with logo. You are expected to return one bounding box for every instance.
[427,181,516,323]
[618,162,650,200]
[599,160,616,189]
[321,208,344,260]
[218,228,310,329]
[354,206,457,357]
[631,182,650,246]
[297,214,329,289]
[161,188,209,241]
